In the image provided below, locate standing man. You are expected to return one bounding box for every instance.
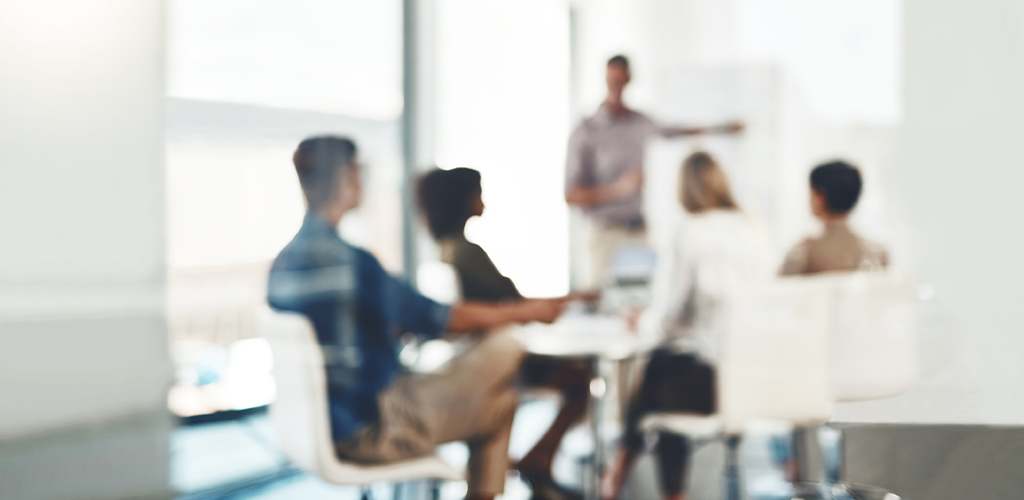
[565,55,743,289]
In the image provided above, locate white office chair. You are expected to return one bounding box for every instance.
[827,273,917,403]
[256,307,464,497]
[821,272,917,498]
[641,279,836,500]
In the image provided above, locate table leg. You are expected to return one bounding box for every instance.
[725,436,742,500]
[587,355,606,500]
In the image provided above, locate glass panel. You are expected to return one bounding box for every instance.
[165,1,403,430]
[168,0,403,120]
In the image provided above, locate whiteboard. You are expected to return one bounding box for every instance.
[643,65,792,264]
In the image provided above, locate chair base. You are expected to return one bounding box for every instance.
[359,478,447,500]
[318,455,464,485]
[828,482,901,500]
[763,482,900,500]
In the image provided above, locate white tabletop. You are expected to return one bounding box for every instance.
[504,313,643,360]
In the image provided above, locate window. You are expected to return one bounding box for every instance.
[165,0,404,420]
[434,0,572,297]
[168,0,402,120]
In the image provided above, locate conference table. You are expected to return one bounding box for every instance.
[503,313,645,500]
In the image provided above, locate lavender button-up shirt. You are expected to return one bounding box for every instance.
[565,104,673,226]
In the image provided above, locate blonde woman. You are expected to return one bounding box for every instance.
[602,152,771,500]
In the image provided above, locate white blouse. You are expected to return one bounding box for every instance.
[639,209,772,363]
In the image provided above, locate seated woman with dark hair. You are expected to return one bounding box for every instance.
[418,168,521,302]
[418,167,590,500]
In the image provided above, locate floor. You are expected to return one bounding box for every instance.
[840,424,1024,500]
[171,396,797,500]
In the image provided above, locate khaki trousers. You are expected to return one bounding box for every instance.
[336,333,525,496]
[587,223,649,289]
[586,223,648,416]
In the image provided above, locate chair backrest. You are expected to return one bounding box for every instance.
[257,306,466,485]
[718,279,835,433]
[824,272,917,402]
[256,307,336,476]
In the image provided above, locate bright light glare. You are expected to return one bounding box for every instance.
[435,0,571,297]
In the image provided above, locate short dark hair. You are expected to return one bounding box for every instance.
[292,136,358,210]
[810,160,863,214]
[607,55,630,71]
[417,167,482,239]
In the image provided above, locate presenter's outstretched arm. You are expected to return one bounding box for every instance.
[660,121,745,138]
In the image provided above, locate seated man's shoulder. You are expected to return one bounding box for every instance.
[277,227,341,254]
[268,238,378,300]
[857,236,890,264]
[326,242,386,278]
[343,242,378,262]
[778,238,814,276]
[273,236,352,270]
[791,237,816,252]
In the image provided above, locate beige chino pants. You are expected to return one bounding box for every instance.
[587,223,648,416]
[587,223,648,289]
[336,333,525,496]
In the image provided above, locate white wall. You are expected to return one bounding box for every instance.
[0,0,171,497]
[0,0,168,436]
[833,0,1024,424]
[0,2,165,287]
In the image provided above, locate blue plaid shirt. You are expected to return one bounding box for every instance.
[268,213,451,441]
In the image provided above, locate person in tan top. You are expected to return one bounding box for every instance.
[775,160,890,484]
[780,160,888,276]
